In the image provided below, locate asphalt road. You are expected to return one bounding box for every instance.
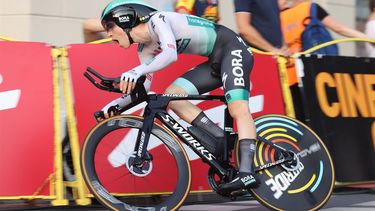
[180,188,375,211]
[0,188,374,211]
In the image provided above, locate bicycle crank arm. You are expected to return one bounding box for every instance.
[254,156,293,172]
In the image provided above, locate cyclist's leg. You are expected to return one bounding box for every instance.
[165,62,220,119]
[164,84,201,123]
[165,61,224,141]
[219,42,258,192]
[224,101,257,182]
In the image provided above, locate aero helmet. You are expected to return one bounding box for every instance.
[101,0,157,31]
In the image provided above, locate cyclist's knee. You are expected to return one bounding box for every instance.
[165,84,188,110]
[228,100,251,119]
[165,84,187,95]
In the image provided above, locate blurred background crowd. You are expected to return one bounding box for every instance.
[0,0,374,58]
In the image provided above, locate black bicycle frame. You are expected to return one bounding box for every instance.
[128,93,231,176]
[120,92,295,177]
[84,68,295,176]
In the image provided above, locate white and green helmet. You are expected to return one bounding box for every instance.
[101,0,157,31]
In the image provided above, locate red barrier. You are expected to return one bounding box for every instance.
[67,44,285,192]
[0,42,54,196]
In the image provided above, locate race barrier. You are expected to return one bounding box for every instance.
[0,37,374,205]
[297,54,375,184]
[0,42,68,205]
[290,37,375,185]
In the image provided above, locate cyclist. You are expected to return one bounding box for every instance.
[99,0,258,192]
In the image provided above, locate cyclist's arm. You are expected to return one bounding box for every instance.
[136,46,154,90]
[132,14,178,75]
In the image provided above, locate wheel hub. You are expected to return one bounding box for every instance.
[126,153,153,177]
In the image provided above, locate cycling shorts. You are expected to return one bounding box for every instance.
[172,25,254,104]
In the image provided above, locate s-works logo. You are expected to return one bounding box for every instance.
[0,73,21,111]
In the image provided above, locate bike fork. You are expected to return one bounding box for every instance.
[131,108,156,167]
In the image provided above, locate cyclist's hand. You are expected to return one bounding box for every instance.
[94,111,105,122]
[96,95,130,122]
[96,102,120,122]
[120,70,141,94]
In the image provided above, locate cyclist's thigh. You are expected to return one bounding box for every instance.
[172,61,222,94]
[220,44,253,104]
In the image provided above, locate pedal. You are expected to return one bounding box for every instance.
[216,183,251,198]
[230,189,249,198]
[218,188,249,200]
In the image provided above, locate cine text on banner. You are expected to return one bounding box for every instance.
[299,55,375,183]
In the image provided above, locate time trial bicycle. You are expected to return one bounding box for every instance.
[80,67,335,211]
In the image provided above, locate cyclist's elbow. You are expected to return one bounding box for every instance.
[165,49,178,65]
[171,50,178,62]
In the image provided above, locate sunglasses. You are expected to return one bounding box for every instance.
[102,21,116,32]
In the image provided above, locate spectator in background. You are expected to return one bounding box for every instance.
[151,0,177,12]
[175,0,219,23]
[279,0,370,121]
[83,0,176,43]
[279,0,368,54]
[234,0,290,56]
[365,0,375,57]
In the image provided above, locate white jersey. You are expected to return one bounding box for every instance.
[133,12,218,75]
[102,12,254,115]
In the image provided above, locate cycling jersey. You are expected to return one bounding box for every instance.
[134,12,254,103]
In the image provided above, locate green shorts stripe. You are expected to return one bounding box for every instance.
[225,89,249,104]
[172,78,199,95]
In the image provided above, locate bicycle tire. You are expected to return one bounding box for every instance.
[235,114,335,211]
[81,115,192,211]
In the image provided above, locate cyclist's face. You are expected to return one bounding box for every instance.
[106,24,131,48]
